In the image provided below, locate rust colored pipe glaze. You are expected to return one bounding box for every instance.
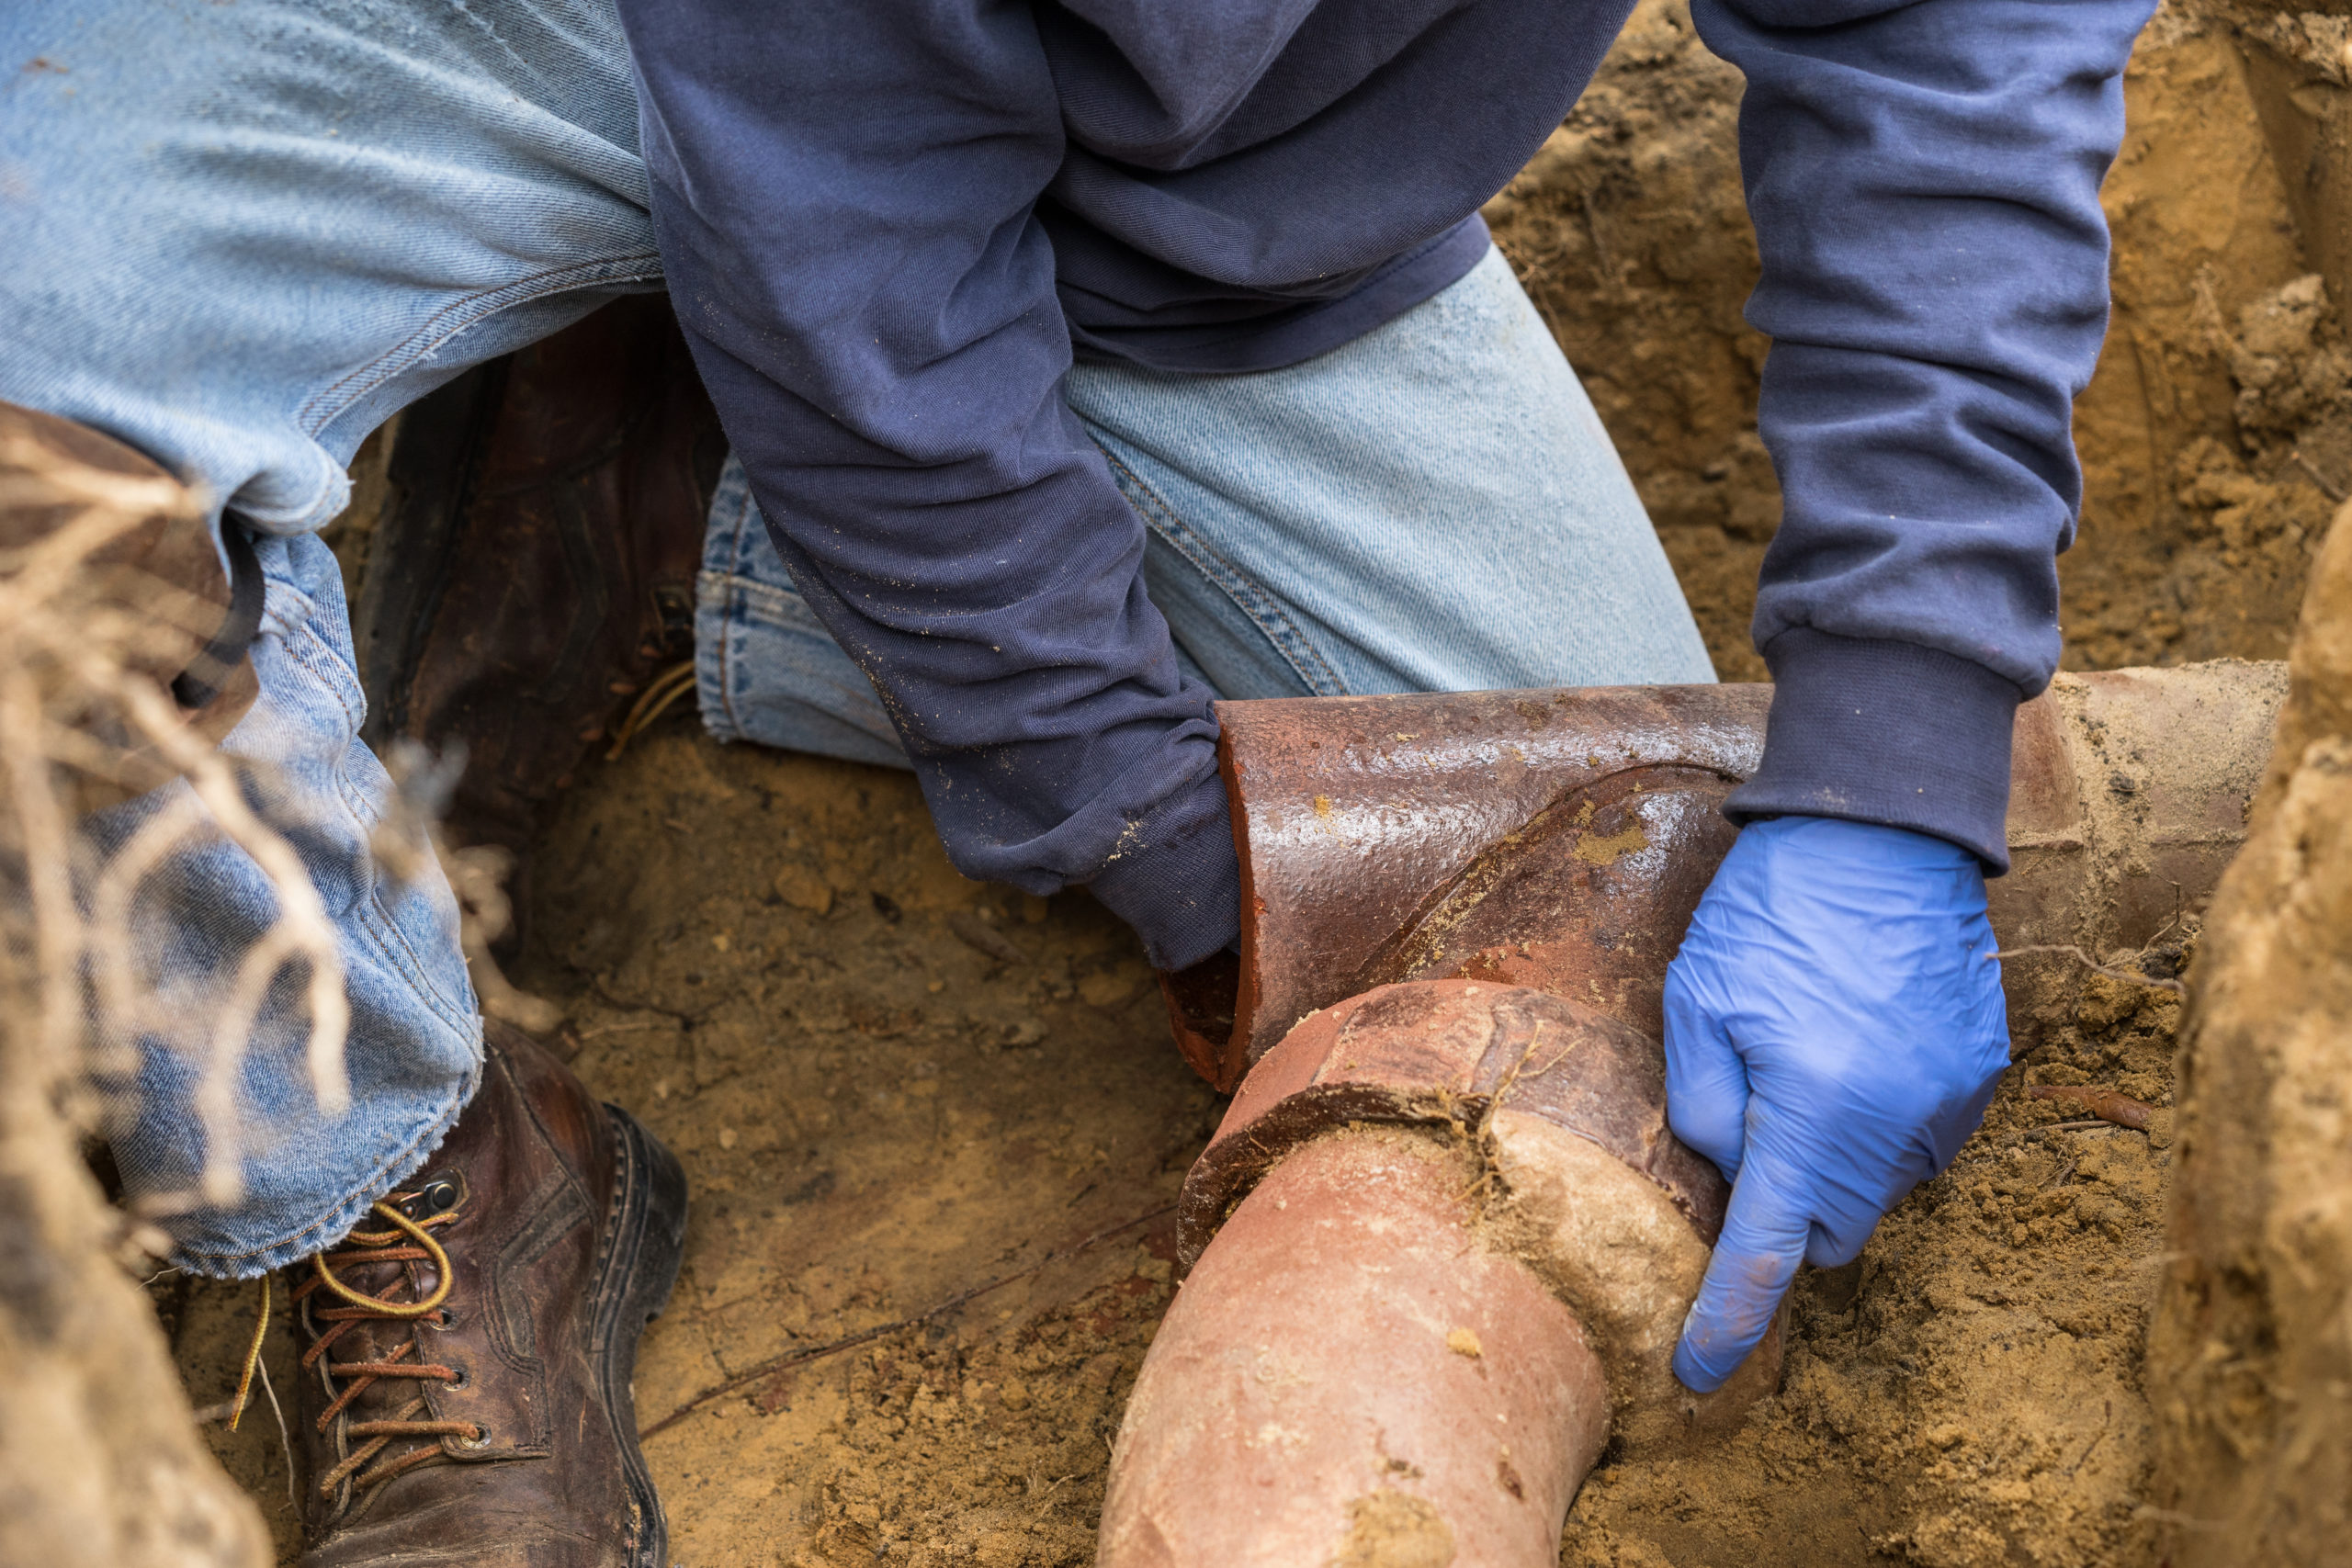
[1163,663,2289,1089]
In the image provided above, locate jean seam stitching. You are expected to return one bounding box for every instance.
[285,617,367,737]
[353,873,481,1038]
[718,470,760,741]
[293,252,663,438]
[1093,445,1349,698]
[276,624,479,1035]
[336,752,481,1036]
[319,770,481,1042]
[258,581,319,646]
[692,573,741,745]
[697,571,802,625]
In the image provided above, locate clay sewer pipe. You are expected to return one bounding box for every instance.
[1101,662,2287,1567]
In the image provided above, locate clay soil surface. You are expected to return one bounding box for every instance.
[166,2,2327,1564]
[169,737,2199,1568]
[172,731,1222,1566]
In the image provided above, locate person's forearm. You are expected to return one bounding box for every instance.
[618,0,1242,967]
[1695,0,2154,857]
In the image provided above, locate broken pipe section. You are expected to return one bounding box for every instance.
[1103,662,2285,1567]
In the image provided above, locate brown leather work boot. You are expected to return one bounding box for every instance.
[290,1021,687,1568]
[351,295,726,872]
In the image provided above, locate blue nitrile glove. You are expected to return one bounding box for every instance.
[1664,815,2009,1392]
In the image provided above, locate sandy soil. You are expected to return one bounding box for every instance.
[1565,969,2189,1568]
[164,3,2333,1564]
[169,732,2199,1568]
[172,734,1223,1566]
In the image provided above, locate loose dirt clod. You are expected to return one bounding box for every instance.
[2027,1084,2158,1131]
[1333,1491,1458,1568]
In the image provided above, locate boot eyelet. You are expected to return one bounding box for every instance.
[448,1368,469,1389]
[459,1427,492,1450]
[436,1308,456,1328]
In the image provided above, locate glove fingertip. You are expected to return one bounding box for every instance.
[1675,1163,1811,1392]
[1672,1270,1770,1393]
[1672,1333,1732,1395]
[1673,1297,1778,1393]
[1804,1223,1868,1269]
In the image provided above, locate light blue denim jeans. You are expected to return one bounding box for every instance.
[80,537,486,1278]
[3,1,1708,1276]
[699,247,1713,761]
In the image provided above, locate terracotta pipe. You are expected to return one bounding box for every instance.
[1105,663,2285,1567]
[1101,1127,1611,1567]
[1104,979,1781,1566]
[1161,661,2290,1090]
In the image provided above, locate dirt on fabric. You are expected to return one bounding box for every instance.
[163,4,2341,1565]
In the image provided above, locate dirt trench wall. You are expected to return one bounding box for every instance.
[2144,454,2352,1556]
[1485,0,2342,681]
[2116,6,2352,1557]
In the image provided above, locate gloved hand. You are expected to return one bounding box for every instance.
[1664,815,2008,1392]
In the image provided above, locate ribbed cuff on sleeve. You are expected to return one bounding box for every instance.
[1083,769,1243,971]
[1723,628,2027,874]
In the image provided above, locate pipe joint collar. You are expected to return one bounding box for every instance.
[1180,977,1782,1452]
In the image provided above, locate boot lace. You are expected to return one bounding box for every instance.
[293,1197,481,1499]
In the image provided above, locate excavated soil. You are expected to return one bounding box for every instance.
[164,3,2334,1563]
[1564,969,2191,1568]
[170,739,2199,1568]
[170,734,1221,1566]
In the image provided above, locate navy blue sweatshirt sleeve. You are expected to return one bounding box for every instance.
[614,0,1238,969]
[614,0,2148,970]
[1695,0,2154,869]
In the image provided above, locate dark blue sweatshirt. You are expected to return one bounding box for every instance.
[614,0,2154,971]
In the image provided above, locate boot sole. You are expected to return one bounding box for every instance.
[590,1104,689,1568]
